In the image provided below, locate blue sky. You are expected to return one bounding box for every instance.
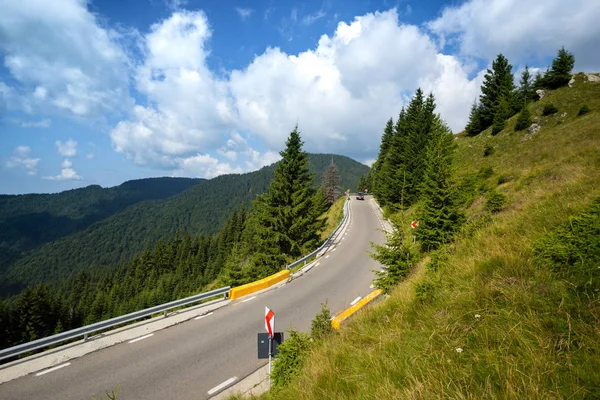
[1,0,599,194]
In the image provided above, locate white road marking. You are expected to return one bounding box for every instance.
[129,333,154,343]
[195,312,214,320]
[350,296,362,306]
[332,248,337,252]
[325,255,330,259]
[36,363,71,377]
[316,262,320,266]
[242,296,257,303]
[208,377,238,395]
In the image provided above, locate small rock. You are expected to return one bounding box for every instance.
[561,112,567,117]
[533,117,541,124]
[568,77,575,87]
[536,89,545,100]
[528,123,541,135]
[585,73,600,83]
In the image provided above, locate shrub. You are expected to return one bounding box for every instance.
[542,104,559,116]
[578,105,590,116]
[478,167,494,179]
[270,329,312,391]
[415,278,438,302]
[533,198,600,293]
[485,189,507,213]
[310,301,333,340]
[370,229,419,294]
[483,145,495,157]
[497,174,513,185]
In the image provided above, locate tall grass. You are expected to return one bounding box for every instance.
[264,76,600,399]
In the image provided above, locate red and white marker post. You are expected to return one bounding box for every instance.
[411,220,418,243]
[265,306,275,388]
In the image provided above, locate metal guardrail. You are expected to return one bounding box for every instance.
[286,196,350,270]
[0,286,230,362]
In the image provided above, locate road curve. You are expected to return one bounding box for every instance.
[0,196,386,400]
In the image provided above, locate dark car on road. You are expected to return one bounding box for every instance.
[356,192,365,200]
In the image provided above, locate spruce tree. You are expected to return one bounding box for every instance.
[546,47,575,89]
[492,95,510,136]
[372,118,394,203]
[245,126,321,275]
[313,186,329,216]
[322,159,341,206]
[478,54,517,130]
[514,106,532,131]
[518,65,535,107]
[465,101,483,136]
[415,116,464,251]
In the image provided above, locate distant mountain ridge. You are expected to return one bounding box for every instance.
[0,154,369,297]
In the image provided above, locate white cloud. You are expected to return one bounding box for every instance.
[55,139,78,157]
[6,146,40,175]
[19,119,51,128]
[235,7,253,20]
[0,0,132,117]
[86,153,94,159]
[303,10,326,25]
[427,0,600,71]
[44,158,82,181]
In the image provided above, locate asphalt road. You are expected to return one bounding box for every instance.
[0,196,385,400]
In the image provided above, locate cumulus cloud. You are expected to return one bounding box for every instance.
[235,7,253,20]
[0,0,132,117]
[6,146,40,175]
[44,158,82,181]
[55,139,78,157]
[427,0,600,70]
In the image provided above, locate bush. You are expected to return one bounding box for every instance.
[578,105,590,116]
[497,174,513,185]
[483,145,495,157]
[415,278,438,302]
[533,198,600,293]
[370,229,419,294]
[270,329,312,391]
[478,167,494,179]
[310,301,333,340]
[542,104,559,116]
[485,189,507,213]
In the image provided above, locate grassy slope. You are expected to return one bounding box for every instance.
[268,74,600,399]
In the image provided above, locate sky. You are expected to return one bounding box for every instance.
[1,0,599,194]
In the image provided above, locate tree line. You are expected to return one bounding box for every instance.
[0,126,342,359]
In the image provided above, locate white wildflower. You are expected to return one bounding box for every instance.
[475,314,481,319]
[456,347,463,353]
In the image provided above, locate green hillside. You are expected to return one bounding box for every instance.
[0,177,203,273]
[266,74,600,398]
[0,154,368,296]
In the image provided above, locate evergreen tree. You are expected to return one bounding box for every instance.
[492,95,510,136]
[518,65,535,107]
[372,118,395,202]
[478,54,517,131]
[514,106,532,131]
[245,126,322,275]
[532,71,546,94]
[313,186,330,216]
[322,159,341,206]
[465,101,483,136]
[416,116,465,251]
[546,47,575,89]
[371,228,418,294]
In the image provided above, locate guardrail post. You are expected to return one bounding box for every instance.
[84,333,88,341]
[163,310,167,318]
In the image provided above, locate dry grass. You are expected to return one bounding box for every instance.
[262,76,600,399]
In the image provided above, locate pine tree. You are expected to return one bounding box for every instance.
[245,126,322,275]
[313,186,329,216]
[465,101,483,136]
[532,71,546,94]
[492,95,510,136]
[546,47,575,89]
[416,116,464,251]
[372,118,395,202]
[322,159,341,206]
[478,54,517,130]
[371,227,418,294]
[518,65,535,107]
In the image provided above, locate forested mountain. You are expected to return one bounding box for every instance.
[0,154,368,297]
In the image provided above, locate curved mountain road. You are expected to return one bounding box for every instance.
[0,196,386,400]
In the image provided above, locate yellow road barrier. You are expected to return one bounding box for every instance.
[228,270,291,300]
[331,289,382,329]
